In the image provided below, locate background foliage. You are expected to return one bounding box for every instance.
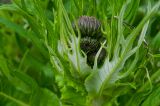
[0,0,160,106]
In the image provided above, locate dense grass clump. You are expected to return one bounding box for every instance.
[0,0,160,106]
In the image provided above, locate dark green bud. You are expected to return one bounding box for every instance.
[80,37,100,54]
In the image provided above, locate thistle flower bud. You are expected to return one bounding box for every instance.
[80,37,100,54]
[73,16,102,39]
[73,16,106,67]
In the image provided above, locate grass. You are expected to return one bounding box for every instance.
[0,0,160,106]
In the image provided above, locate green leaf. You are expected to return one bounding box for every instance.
[0,55,12,79]
[61,86,86,106]
[125,92,146,106]
[0,92,29,106]
[124,0,140,23]
[0,17,29,40]
[0,17,48,57]
[0,55,37,94]
[30,88,60,106]
[150,31,160,51]
[142,87,160,106]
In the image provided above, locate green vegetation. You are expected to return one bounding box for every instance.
[0,0,160,106]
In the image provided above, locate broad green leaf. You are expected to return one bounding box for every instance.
[61,86,86,106]
[30,88,60,106]
[0,55,12,79]
[0,55,37,94]
[142,87,160,106]
[150,31,160,51]
[0,92,29,106]
[125,92,146,106]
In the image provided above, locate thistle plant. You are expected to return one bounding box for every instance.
[0,0,160,106]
